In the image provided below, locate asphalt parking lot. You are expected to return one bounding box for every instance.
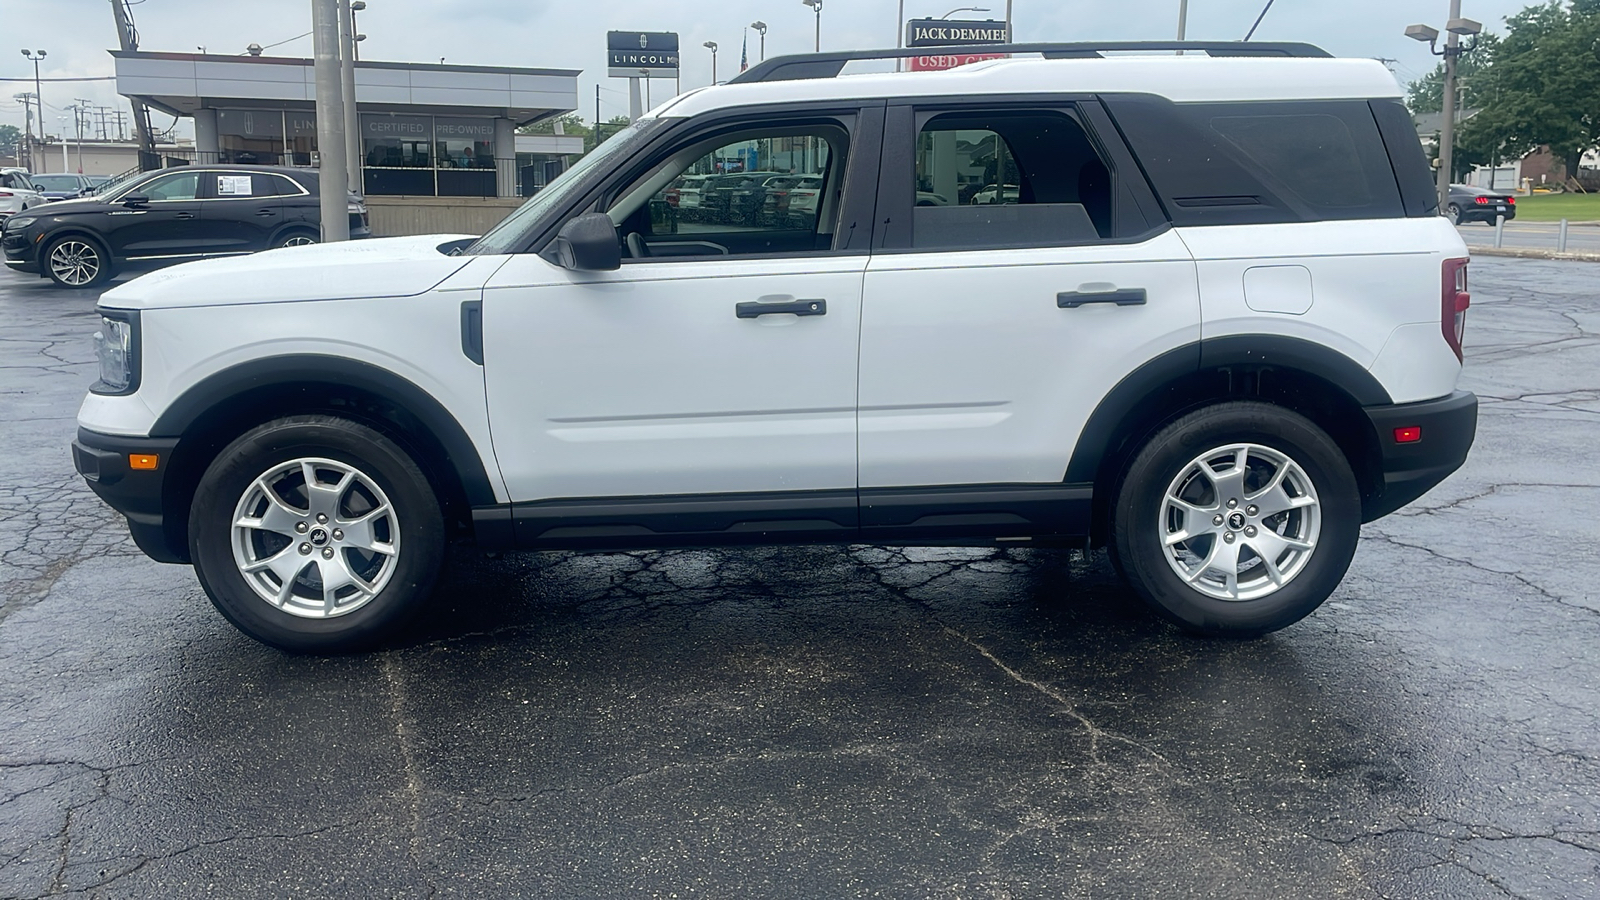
[2,257,1598,899]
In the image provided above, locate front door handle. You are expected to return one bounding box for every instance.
[256,209,278,217]
[1057,288,1146,309]
[175,211,196,220]
[736,299,826,318]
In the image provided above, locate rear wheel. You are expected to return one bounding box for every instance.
[1447,203,1464,225]
[1109,402,1360,636]
[189,415,444,653]
[274,230,318,248]
[44,235,112,289]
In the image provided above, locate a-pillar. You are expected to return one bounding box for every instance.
[193,108,219,164]
[494,117,517,198]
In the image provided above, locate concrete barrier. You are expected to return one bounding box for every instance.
[365,195,525,238]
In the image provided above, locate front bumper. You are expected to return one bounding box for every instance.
[72,427,186,563]
[1361,390,1478,521]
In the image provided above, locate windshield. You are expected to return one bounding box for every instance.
[30,174,82,191]
[467,119,660,256]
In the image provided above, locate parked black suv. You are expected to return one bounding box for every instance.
[2,165,370,288]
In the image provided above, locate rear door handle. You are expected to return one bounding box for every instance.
[175,211,196,220]
[256,209,278,217]
[736,299,826,318]
[1057,288,1146,308]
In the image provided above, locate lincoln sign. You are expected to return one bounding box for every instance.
[607,31,680,79]
[905,18,1009,72]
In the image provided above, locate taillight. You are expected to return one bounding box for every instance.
[1507,196,1516,205]
[1441,257,1470,361]
[0,191,13,198]
[1474,196,1488,205]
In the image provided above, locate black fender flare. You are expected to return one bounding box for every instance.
[150,354,497,507]
[1063,335,1391,483]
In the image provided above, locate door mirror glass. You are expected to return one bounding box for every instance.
[551,212,621,271]
[121,194,150,207]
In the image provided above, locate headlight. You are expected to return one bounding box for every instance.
[5,216,36,232]
[92,311,139,395]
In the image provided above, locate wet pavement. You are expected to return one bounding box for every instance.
[2,258,1598,899]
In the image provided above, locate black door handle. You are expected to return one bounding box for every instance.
[257,209,277,217]
[175,211,196,220]
[736,299,826,318]
[1057,288,1146,308]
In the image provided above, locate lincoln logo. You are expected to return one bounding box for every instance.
[640,34,648,49]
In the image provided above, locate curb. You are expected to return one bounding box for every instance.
[1466,247,1600,262]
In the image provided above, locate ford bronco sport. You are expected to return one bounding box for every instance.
[72,42,1477,651]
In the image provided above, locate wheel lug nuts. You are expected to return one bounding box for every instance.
[332,529,343,541]
[1246,505,1258,517]
[298,542,312,555]
[316,513,329,524]
[1212,514,1224,526]
[1245,525,1257,537]
[322,548,335,559]
[295,521,308,534]
[1226,498,1238,509]
[1223,532,1236,543]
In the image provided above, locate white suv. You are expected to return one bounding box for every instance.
[72,42,1477,652]
[0,168,45,219]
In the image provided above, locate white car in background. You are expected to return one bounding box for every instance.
[0,168,45,219]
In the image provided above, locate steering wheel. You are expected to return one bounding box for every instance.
[625,232,651,259]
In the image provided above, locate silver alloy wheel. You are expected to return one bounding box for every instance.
[1159,442,1321,601]
[281,234,317,247]
[230,457,400,618]
[48,240,100,286]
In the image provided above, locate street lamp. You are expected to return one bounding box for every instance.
[704,41,719,84]
[1406,4,1483,213]
[938,6,989,17]
[802,0,822,52]
[21,50,46,169]
[351,1,366,60]
[750,21,768,61]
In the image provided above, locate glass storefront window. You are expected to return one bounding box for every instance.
[362,114,433,168]
[434,118,494,169]
[217,109,285,165]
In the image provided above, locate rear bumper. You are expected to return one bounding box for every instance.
[1361,390,1478,521]
[72,427,186,563]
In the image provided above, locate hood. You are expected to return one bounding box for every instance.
[99,234,479,311]
[30,196,105,214]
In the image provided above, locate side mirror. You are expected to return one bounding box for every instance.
[121,194,149,207]
[550,212,621,271]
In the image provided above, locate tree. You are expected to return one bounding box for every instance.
[518,113,632,155]
[1452,1,1600,183]
[0,124,20,158]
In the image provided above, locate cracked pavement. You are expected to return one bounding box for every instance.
[1,259,1598,898]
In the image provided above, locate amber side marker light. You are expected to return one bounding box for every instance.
[129,453,159,470]
[1394,427,1422,444]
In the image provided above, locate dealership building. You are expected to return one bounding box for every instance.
[111,50,583,199]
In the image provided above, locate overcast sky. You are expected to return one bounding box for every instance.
[3,0,1539,141]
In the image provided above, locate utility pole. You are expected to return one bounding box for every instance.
[338,0,362,193]
[312,0,351,241]
[14,93,33,170]
[1176,0,1188,54]
[109,0,159,170]
[1406,5,1482,213]
[71,100,91,173]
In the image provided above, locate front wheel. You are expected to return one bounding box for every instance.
[1109,402,1361,637]
[188,415,444,652]
[274,230,319,248]
[44,235,113,289]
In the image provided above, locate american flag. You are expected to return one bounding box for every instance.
[740,32,749,73]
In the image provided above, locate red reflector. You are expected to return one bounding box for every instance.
[1394,427,1422,444]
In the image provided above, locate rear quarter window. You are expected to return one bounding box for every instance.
[1103,95,1405,226]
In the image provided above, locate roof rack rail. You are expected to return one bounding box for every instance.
[728,41,1332,85]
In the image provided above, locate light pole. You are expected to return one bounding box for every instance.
[939,6,989,17]
[704,41,719,84]
[351,1,366,60]
[802,0,822,52]
[22,50,46,169]
[750,21,767,61]
[1406,4,1482,213]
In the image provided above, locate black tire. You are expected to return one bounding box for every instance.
[1447,203,1464,226]
[1108,401,1360,637]
[273,229,319,249]
[42,234,113,289]
[188,415,444,653]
